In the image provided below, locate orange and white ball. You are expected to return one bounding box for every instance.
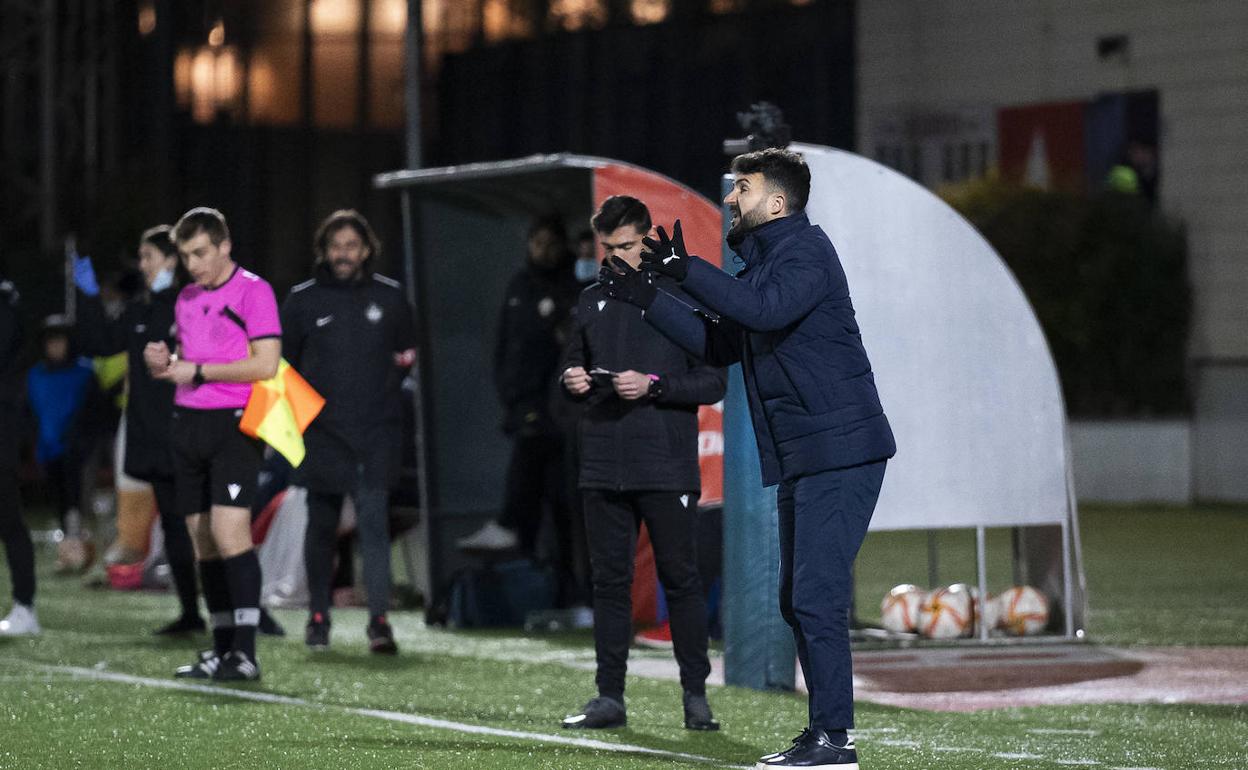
[880,584,925,633]
[918,584,974,639]
[995,585,1050,636]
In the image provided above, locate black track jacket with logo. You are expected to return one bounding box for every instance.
[281,264,416,492]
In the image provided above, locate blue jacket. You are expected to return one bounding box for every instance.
[26,358,97,464]
[646,212,895,485]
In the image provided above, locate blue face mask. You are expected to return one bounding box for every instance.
[574,257,599,283]
[149,267,174,293]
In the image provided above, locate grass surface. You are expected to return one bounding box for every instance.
[1,506,1246,769]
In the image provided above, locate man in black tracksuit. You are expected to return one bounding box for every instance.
[281,210,416,654]
[0,274,39,636]
[559,196,726,732]
[457,216,583,604]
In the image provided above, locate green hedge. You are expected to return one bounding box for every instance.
[942,177,1190,417]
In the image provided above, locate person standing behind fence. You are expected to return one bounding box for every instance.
[281,210,416,655]
[144,207,281,682]
[71,226,206,635]
[0,275,39,636]
[560,195,726,732]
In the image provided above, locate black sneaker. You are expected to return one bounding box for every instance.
[756,729,858,769]
[258,608,286,637]
[367,616,398,655]
[683,691,720,731]
[174,649,221,679]
[561,696,627,729]
[213,650,261,682]
[305,613,330,651]
[154,614,207,636]
[759,729,812,763]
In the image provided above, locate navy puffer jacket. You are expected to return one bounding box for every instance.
[645,212,895,485]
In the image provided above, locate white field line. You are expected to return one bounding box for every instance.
[29,664,750,769]
[1029,729,1101,736]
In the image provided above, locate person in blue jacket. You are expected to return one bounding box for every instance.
[26,316,104,554]
[599,148,896,770]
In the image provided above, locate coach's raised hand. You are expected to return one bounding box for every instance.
[598,256,657,309]
[640,220,690,282]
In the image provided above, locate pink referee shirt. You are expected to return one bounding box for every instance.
[173,266,281,410]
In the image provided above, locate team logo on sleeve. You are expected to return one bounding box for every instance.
[366,303,383,324]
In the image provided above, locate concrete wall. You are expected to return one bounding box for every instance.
[1069,420,1191,504]
[858,2,1248,499]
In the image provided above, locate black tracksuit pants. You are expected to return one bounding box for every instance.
[582,489,710,701]
[1,417,33,606]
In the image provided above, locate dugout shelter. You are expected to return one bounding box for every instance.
[373,155,724,619]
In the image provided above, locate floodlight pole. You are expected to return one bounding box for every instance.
[398,0,435,605]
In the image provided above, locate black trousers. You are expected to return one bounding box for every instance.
[498,433,579,606]
[305,486,392,619]
[1,420,34,606]
[582,489,710,700]
[778,460,886,731]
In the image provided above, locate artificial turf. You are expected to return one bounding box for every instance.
[1,505,1245,769]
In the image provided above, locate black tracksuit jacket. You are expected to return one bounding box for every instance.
[74,287,179,481]
[281,264,417,492]
[562,278,726,493]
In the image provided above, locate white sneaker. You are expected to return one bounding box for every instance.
[455,521,519,551]
[0,604,42,636]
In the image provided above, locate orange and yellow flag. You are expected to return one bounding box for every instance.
[239,359,325,467]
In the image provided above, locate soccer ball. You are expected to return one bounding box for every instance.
[918,584,974,639]
[996,585,1050,636]
[880,584,925,633]
[966,586,1000,634]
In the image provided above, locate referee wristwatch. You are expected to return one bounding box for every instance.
[192,363,206,386]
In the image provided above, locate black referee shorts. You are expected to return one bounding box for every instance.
[171,407,264,517]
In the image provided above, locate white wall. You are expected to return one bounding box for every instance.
[1069,420,1191,504]
[858,2,1248,500]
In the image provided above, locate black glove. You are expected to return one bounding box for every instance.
[640,220,691,282]
[598,256,657,309]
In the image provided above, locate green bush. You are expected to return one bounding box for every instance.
[942,177,1190,417]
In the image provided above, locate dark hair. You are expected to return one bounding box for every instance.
[141,224,190,288]
[731,148,811,213]
[314,209,381,265]
[528,215,567,242]
[172,207,230,246]
[590,195,652,235]
[141,225,177,257]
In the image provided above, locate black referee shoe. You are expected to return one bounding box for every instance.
[561,696,626,729]
[756,729,858,769]
[154,614,207,636]
[174,649,221,679]
[213,650,261,682]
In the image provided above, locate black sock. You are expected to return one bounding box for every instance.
[223,550,262,660]
[199,559,233,656]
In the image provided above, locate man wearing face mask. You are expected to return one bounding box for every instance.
[281,209,416,654]
[72,226,206,635]
[601,149,895,769]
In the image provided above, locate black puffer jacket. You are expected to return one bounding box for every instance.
[75,287,179,481]
[494,260,581,437]
[563,278,726,492]
[281,264,417,493]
